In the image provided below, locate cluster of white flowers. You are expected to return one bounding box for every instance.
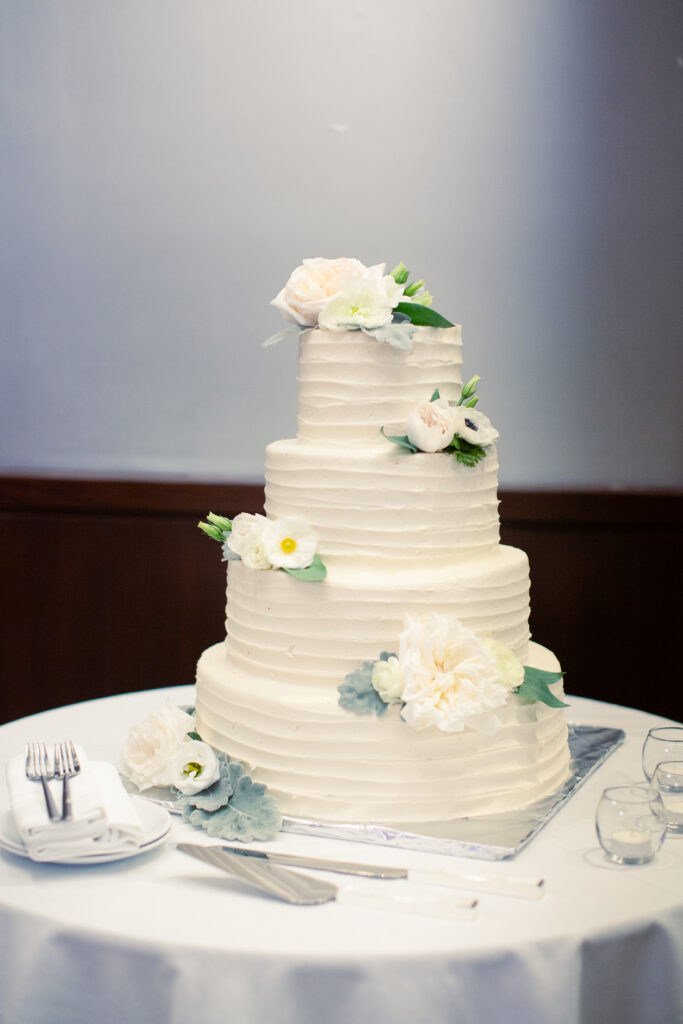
[225,513,318,571]
[120,704,220,795]
[406,399,499,453]
[370,614,524,733]
[271,257,405,333]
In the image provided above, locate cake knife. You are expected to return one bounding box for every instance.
[207,843,545,899]
[177,844,477,918]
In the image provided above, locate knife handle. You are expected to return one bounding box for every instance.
[408,868,545,900]
[337,882,478,920]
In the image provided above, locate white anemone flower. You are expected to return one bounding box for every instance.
[452,406,499,447]
[263,517,317,569]
[398,613,511,733]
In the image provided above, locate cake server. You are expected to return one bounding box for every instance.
[177,844,477,918]
[207,843,545,899]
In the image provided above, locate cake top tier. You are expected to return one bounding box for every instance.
[297,327,463,445]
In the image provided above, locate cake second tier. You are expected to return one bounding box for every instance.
[265,439,501,568]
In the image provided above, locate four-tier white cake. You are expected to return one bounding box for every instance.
[195,265,570,825]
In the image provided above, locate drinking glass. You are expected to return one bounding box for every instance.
[642,727,683,781]
[653,761,683,834]
[595,783,666,865]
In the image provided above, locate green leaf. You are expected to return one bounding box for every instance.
[283,553,327,582]
[444,436,488,467]
[395,302,454,328]
[380,428,419,453]
[517,666,569,708]
[430,388,441,402]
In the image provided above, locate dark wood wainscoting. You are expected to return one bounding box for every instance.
[1,476,681,725]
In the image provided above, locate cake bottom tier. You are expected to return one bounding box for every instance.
[195,640,570,825]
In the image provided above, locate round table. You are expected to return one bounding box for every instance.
[0,688,681,1024]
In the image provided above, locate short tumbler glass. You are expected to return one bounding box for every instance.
[642,727,683,781]
[595,784,666,865]
[653,761,683,834]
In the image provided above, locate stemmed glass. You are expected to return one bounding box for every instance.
[642,727,683,781]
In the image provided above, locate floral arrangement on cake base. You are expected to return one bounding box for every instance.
[382,377,499,467]
[265,257,453,351]
[120,704,282,841]
[198,512,326,581]
[338,613,567,735]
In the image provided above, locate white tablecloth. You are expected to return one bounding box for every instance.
[0,688,681,1024]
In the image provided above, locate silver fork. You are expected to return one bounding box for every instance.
[25,742,60,821]
[54,741,81,820]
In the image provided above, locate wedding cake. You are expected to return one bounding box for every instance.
[194,258,570,825]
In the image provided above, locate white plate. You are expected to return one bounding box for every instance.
[0,797,171,865]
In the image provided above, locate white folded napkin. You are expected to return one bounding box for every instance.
[6,748,145,861]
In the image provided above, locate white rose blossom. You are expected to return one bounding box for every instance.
[263,517,317,569]
[318,275,404,332]
[452,406,499,447]
[406,398,456,452]
[120,704,195,790]
[371,656,405,704]
[398,614,512,733]
[226,513,269,561]
[270,257,389,327]
[481,636,525,689]
[168,739,221,795]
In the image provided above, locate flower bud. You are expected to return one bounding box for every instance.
[390,262,409,285]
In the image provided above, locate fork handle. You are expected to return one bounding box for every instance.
[61,776,73,821]
[41,779,60,821]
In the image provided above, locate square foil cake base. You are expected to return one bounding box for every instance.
[281,724,624,860]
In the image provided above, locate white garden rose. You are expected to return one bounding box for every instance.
[169,739,221,795]
[371,656,405,704]
[452,406,499,447]
[318,275,404,332]
[481,637,525,689]
[398,614,511,732]
[406,398,456,452]
[226,512,269,558]
[270,257,387,327]
[263,517,317,569]
[240,535,273,570]
[120,704,194,790]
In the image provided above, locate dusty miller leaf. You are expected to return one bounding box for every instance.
[362,322,416,350]
[183,764,282,841]
[338,652,396,716]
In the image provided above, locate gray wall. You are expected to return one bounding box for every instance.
[1,1,681,486]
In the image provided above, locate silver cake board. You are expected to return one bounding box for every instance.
[281,724,625,861]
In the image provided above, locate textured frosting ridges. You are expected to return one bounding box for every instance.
[195,641,569,824]
[223,553,531,684]
[265,440,501,567]
[297,326,463,444]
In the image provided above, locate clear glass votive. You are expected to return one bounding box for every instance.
[642,727,683,781]
[595,783,666,865]
[653,761,683,834]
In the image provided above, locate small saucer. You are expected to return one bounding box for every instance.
[0,798,171,864]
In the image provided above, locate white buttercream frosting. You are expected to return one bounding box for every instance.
[195,324,569,823]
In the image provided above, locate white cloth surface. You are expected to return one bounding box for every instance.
[6,749,144,860]
[0,686,681,1024]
